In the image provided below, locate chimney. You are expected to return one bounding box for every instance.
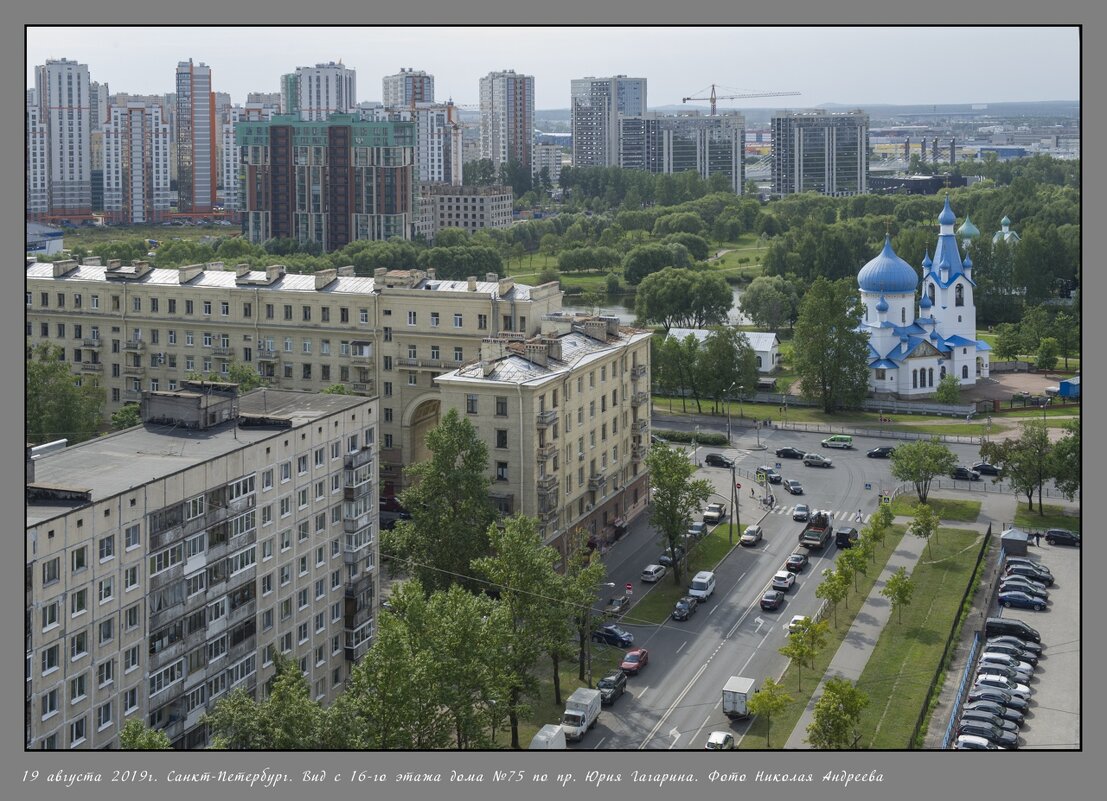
[485,272,498,283]
[265,264,285,284]
[337,265,355,276]
[426,268,436,280]
[523,341,548,367]
[235,263,252,278]
[580,319,609,342]
[107,259,122,269]
[601,315,621,337]
[82,256,102,266]
[497,276,515,297]
[314,268,338,290]
[374,267,388,281]
[543,336,564,362]
[480,338,507,363]
[178,263,206,283]
[52,259,79,277]
[207,261,225,271]
[467,275,477,292]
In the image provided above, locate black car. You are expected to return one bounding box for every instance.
[596,670,627,704]
[704,453,735,469]
[784,552,809,573]
[957,721,1019,749]
[972,461,1002,476]
[1044,528,1080,546]
[658,545,686,568]
[985,635,1043,655]
[980,642,1039,666]
[760,589,785,611]
[998,580,1048,601]
[775,447,806,459]
[951,466,981,481]
[962,700,1025,725]
[867,446,896,458]
[671,596,698,621]
[591,623,634,647]
[960,709,1020,734]
[966,686,1029,711]
[1004,563,1054,585]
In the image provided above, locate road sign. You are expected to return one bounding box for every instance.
[756,472,766,483]
[865,482,872,491]
[881,495,892,505]
[735,482,742,489]
[775,462,782,470]
[625,583,634,595]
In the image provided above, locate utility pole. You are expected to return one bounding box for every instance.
[730,463,739,545]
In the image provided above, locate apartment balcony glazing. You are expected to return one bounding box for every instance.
[535,443,556,462]
[588,471,607,491]
[631,364,647,380]
[536,409,557,428]
[630,391,649,407]
[80,361,103,372]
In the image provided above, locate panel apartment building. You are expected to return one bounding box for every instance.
[436,314,652,557]
[101,102,172,225]
[236,114,415,250]
[479,70,535,169]
[176,60,217,215]
[771,109,870,197]
[619,112,746,193]
[25,259,563,499]
[28,59,93,222]
[571,75,647,168]
[26,386,379,749]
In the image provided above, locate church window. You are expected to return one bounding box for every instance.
[940,366,946,379]
[928,284,935,304]
[958,315,962,323]
[962,365,969,379]
[928,368,934,386]
[901,307,906,323]
[955,285,964,307]
[875,368,886,380]
[912,370,918,389]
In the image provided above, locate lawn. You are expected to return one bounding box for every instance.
[739,524,908,749]
[1014,503,1080,532]
[856,527,986,748]
[888,496,982,522]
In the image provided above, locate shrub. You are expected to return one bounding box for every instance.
[653,429,728,446]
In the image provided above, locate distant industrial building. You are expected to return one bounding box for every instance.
[771,109,869,197]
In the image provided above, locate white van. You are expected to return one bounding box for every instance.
[688,570,716,600]
[821,435,853,449]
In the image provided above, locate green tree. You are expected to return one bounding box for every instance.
[779,617,830,691]
[1019,305,1052,351]
[1035,336,1059,372]
[1050,312,1079,369]
[633,268,731,332]
[934,374,961,404]
[747,677,794,748]
[739,275,800,331]
[840,545,869,591]
[992,322,1024,361]
[463,158,497,186]
[623,243,691,285]
[320,384,352,395]
[1050,419,1080,500]
[382,408,497,594]
[111,403,142,430]
[644,443,713,586]
[696,327,759,416]
[908,502,940,557]
[806,676,869,749]
[435,227,472,247]
[815,568,850,628]
[881,566,916,624]
[559,528,610,688]
[792,277,870,412]
[889,439,957,504]
[980,420,1053,513]
[118,719,172,749]
[26,342,104,445]
[662,232,710,262]
[866,503,895,548]
[187,359,266,392]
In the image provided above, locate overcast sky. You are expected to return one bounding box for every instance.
[27,26,1079,110]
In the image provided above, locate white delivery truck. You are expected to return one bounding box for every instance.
[722,676,756,719]
[528,723,567,749]
[561,687,602,741]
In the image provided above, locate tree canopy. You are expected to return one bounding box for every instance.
[792,277,871,412]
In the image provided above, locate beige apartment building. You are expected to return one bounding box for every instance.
[436,314,652,559]
[26,386,379,749]
[25,259,563,495]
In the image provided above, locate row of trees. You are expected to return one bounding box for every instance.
[652,327,760,415]
[992,306,1079,370]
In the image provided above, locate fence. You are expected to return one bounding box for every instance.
[939,632,982,749]
[751,392,976,417]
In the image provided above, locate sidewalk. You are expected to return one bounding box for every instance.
[782,489,1016,749]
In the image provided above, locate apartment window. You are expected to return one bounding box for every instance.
[261,505,272,526]
[261,572,273,595]
[97,659,114,688]
[496,429,508,449]
[98,577,114,604]
[430,312,440,327]
[124,645,140,673]
[299,554,309,574]
[465,394,478,414]
[70,630,88,661]
[407,373,418,386]
[407,311,417,326]
[42,600,60,631]
[124,566,138,591]
[280,565,291,587]
[280,632,292,652]
[41,688,59,720]
[280,461,292,482]
[340,307,349,323]
[70,717,87,747]
[298,588,309,609]
[243,302,252,318]
[262,538,273,560]
[91,294,100,310]
[124,687,138,714]
[496,462,508,481]
[478,314,488,330]
[382,326,392,342]
[98,619,113,645]
[71,588,88,617]
[360,309,369,324]
[124,604,139,630]
[42,645,60,675]
[280,530,292,551]
[298,622,309,644]
[283,304,293,321]
[383,382,392,397]
[71,546,87,574]
[43,557,60,586]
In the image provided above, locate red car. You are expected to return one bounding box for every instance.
[620,648,650,675]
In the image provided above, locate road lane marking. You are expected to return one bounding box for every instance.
[667,726,682,750]
[676,639,688,654]
[692,715,711,746]
[593,737,606,749]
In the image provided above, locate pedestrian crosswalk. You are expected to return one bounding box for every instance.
[760,506,872,525]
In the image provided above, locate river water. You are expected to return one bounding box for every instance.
[561,286,751,326]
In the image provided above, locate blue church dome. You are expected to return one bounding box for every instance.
[938,195,956,225]
[963,252,973,270]
[876,295,889,312]
[919,293,932,309]
[859,236,918,293]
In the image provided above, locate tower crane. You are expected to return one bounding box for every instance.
[681,85,801,116]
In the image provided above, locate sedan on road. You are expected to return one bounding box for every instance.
[783,479,803,495]
[772,570,796,591]
[867,446,896,458]
[1045,528,1080,546]
[792,504,810,521]
[757,465,783,484]
[740,525,763,546]
[951,466,981,481]
[775,447,806,459]
[760,589,785,611]
[671,596,698,621]
[972,461,1002,476]
[785,552,810,573]
[998,591,1046,611]
[592,623,634,647]
[704,452,735,469]
[620,648,649,675]
[788,615,810,633]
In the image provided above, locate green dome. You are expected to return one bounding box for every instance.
[957,216,980,239]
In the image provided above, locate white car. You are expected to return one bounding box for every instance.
[954,734,1005,750]
[974,674,1032,700]
[641,564,667,583]
[740,525,763,546]
[788,615,810,633]
[771,570,796,591]
[704,731,736,750]
[980,652,1035,675]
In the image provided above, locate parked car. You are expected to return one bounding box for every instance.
[867,446,896,458]
[688,521,708,539]
[792,503,810,521]
[803,453,833,468]
[998,591,1046,611]
[951,466,981,481]
[1004,556,1053,576]
[775,446,806,459]
[705,731,736,750]
[974,674,1032,700]
[760,589,785,611]
[740,525,763,546]
[986,635,1043,655]
[954,734,1004,750]
[591,623,634,647]
[998,580,1048,601]
[671,596,699,621]
[962,700,1025,725]
[956,721,1019,749]
[604,595,631,617]
[972,461,1002,476]
[1044,528,1080,547]
[979,652,1035,677]
[772,570,796,591]
[658,545,686,567]
[620,648,649,675]
[785,552,809,573]
[783,479,804,495]
[1004,564,1054,585]
[756,465,782,484]
[641,564,667,583]
[980,642,1038,666]
[596,670,627,704]
[998,574,1049,594]
[960,709,1020,734]
[966,686,1029,711]
[704,452,735,469]
[977,663,1033,685]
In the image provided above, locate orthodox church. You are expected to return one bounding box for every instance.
[857,196,990,399]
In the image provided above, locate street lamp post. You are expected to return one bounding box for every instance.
[737,386,745,421]
[729,464,740,546]
[693,425,700,467]
[726,381,736,444]
[584,582,617,689]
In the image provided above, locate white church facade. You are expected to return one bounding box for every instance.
[858,196,990,399]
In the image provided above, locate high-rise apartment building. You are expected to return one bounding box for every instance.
[618,112,746,192]
[771,109,869,197]
[26,90,50,218]
[236,114,415,250]
[571,76,647,168]
[101,102,172,224]
[479,70,535,169]
[30,59,93,220]
[531,143,566,185]
[367,103,463,186]
[25,386,379,749]
[89,82,110,213]
[281,63,356,121]
[220,103,273,216]
[382,68,434,108]
[176,60,217,214]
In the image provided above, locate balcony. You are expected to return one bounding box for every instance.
[344,597,373,629]
[631,364,647,380]
[345,447,374,470]
[536,409,557,428]
[212,347,233,357]
[632,418,648,434]
[536,474,557,493]
[123,389,144,401]
[344,513,373,534]
[630,391,649,407]
[122,364,146,377]
[348,354,373,366]
[256,349,279,362]
[344,638,371,663]
[588,471,607,492]
[632,444,648,462]
[82,338,102,349]
[535,443,556,462]
[396,357,464,372]
[80,361,103,372]
[350,381,375,395]
[344,481,374,502]
[123,340,145,352]
[345,573,374,600]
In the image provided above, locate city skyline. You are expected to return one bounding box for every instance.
[28,26,1079,111]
